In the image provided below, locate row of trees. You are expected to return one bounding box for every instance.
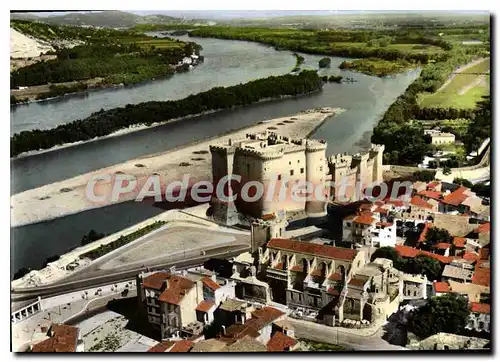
[80,221,166,260]
[11,70,323,156]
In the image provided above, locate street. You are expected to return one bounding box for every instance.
[291,318,407,351]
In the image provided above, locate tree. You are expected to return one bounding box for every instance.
[463,96,491,154]
[471,182,490,198]
[453,177,473,188]
[370,246,401,264]
[408,293,470,338]
[318,57,331,68]
[401,255,443,281]
[424,227,452,246]
[443,166,451,175]
[413,170,436,182]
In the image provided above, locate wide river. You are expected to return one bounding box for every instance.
[11,34,419,276]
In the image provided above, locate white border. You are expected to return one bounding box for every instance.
[3,1,498,360]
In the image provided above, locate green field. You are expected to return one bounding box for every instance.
[418,58,490,109]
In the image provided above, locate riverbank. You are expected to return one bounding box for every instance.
[11,108,343,228]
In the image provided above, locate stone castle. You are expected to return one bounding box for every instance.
[209,131,384,225]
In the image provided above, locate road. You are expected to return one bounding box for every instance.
[291,318,407,351]
[11,244,249,303]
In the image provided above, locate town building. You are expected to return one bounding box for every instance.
[467,303,490,333]
[137,270,235,339]
[424,129,456,145]
[30,324,84,352]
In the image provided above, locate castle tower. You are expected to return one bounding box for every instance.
[210,142,239,225]
[369,144,385,184]
[351,152,370,193]
[305,140,329,218]
[250,213,288,252]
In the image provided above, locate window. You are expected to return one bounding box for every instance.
[319,166,323,172]
[346,222,351,227]
[289,161,291,165]
[297,160,300,163]
[290,170,294,176]
[278,174,281,181]
[300,168,304,174]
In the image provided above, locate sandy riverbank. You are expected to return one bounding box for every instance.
[11,107,343,228]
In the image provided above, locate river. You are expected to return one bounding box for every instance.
[10,35,419,276]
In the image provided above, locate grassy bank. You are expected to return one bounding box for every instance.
[418,58,490,109]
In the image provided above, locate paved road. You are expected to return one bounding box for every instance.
[291,318,407,351]
[11,244,249,303]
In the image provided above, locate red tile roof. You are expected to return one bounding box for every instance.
[169,340,194,352]
[290,265,303,272]
[268,238,358,261]
[395,245,454,264]
[427,181,440,189]
[395,245,419,258]
[31,324,79,352]
[418,190,442,200]
[474,222,490,234]
[348,278,367,287]
[224,323,261,339]
[267,332,298,352]
[410,196,433,209]
[142,272,170,290]
[375,206,389,214]
[462,252,480,262]
[196,300,216,313]
[158,275,195,305]
[353,214,376,225]
[386,199,405,207]
[376,221,393,227]
[251,307,284,324]
[472,267,490,287]
[328,272,343,281]
[147,341,175,352]
[470,303,490,314]
[418,222,432,243]
[442,186,469,206]
[261,213,276,221]
[434,243,451,250]
[434,281,451,293]
[201,277,221,291]
[453,237,466,248]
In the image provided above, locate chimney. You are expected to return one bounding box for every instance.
[221,325,226,335]
[228,138,232,146]
[211,274,217,282]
